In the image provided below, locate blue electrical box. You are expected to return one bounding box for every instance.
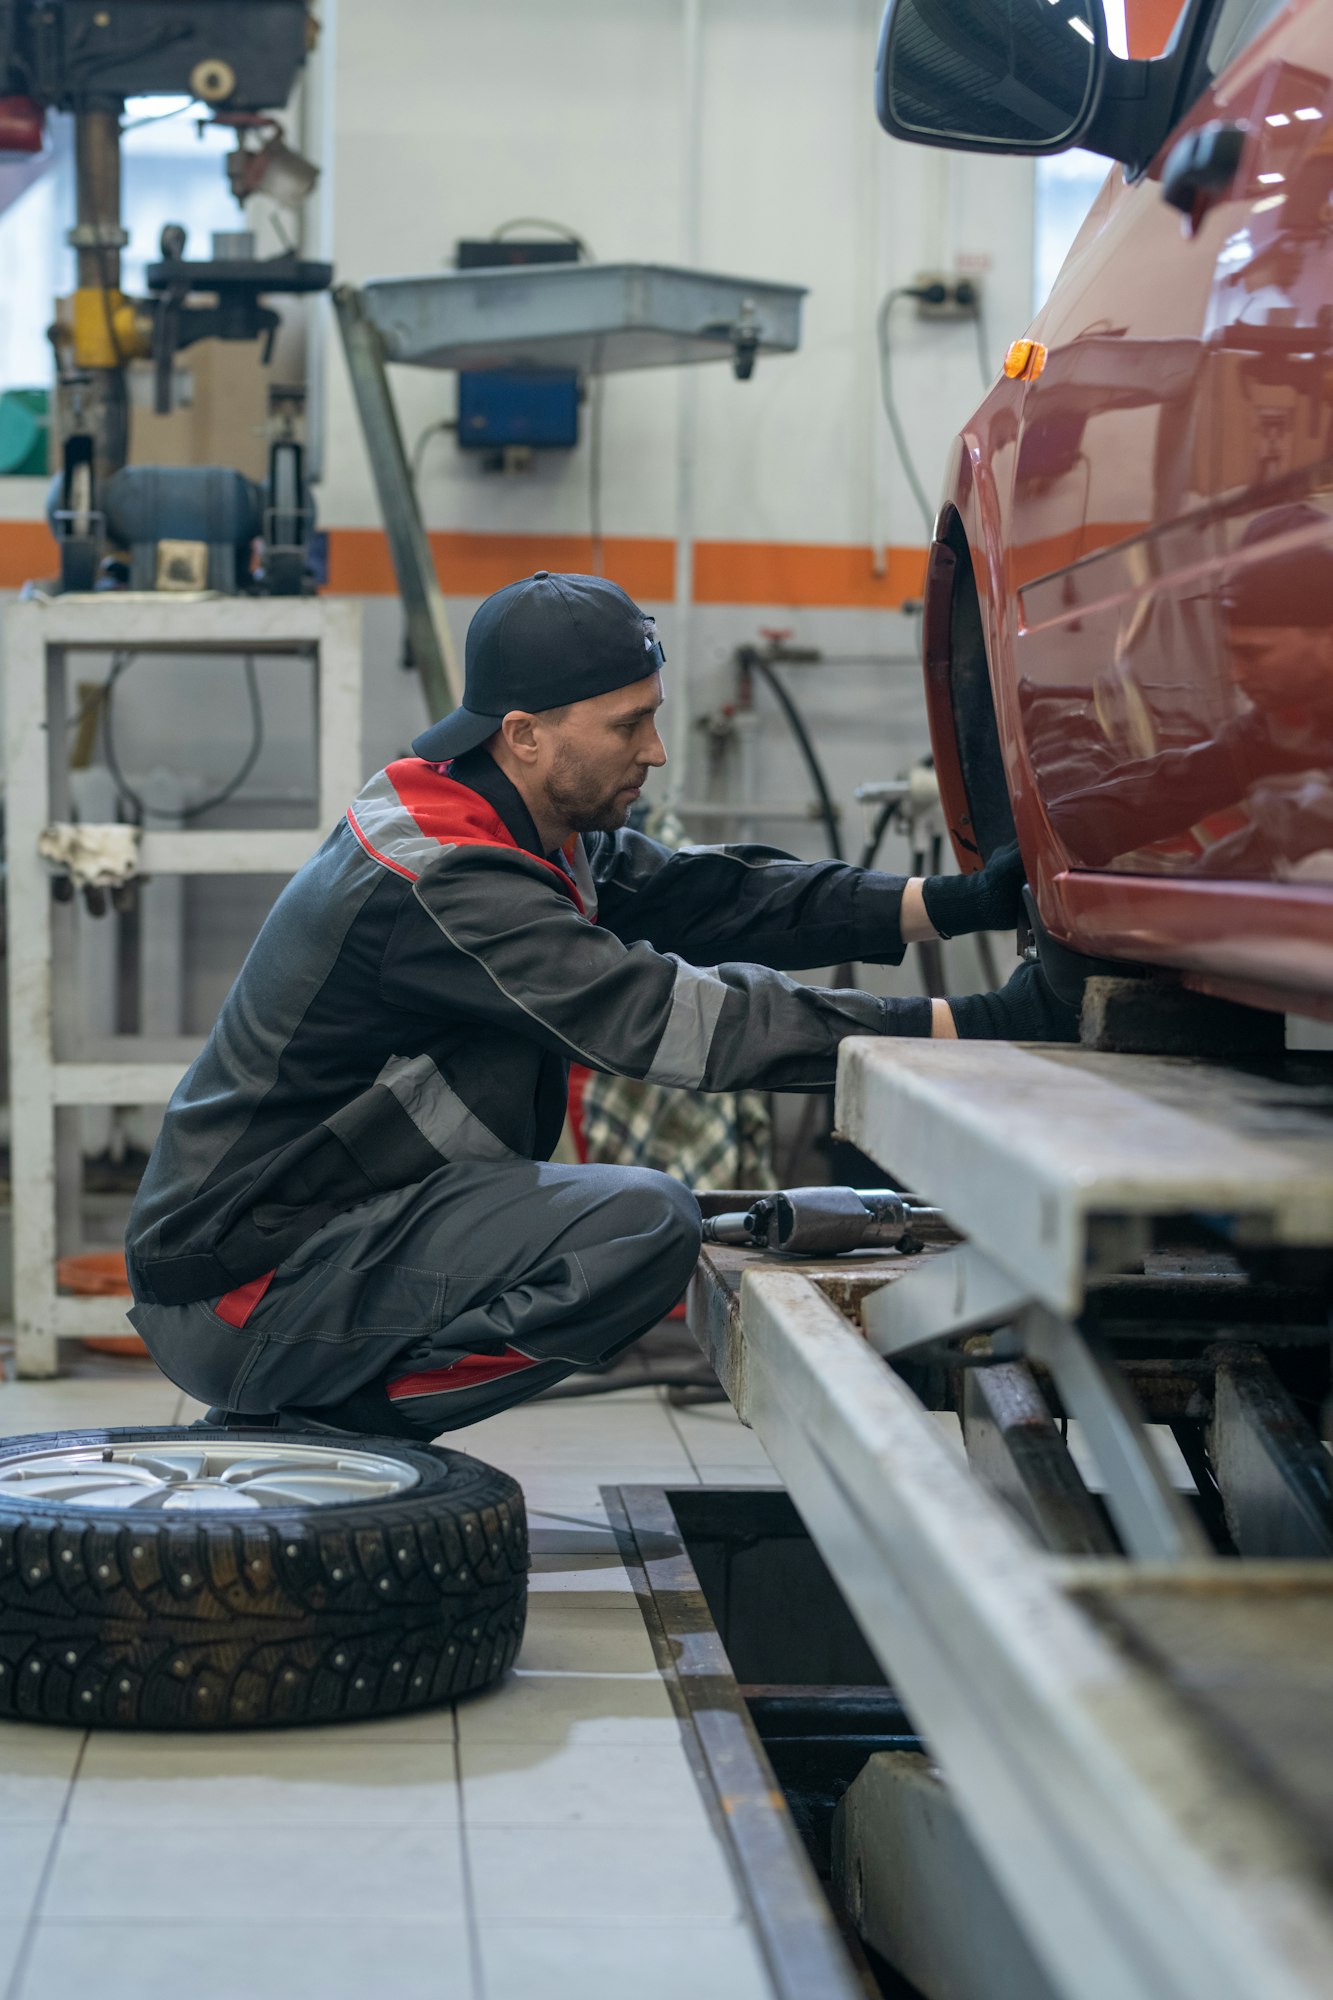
[455,237,582,455]
[456,370,580,451]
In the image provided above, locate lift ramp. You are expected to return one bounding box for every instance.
[688,1040,1333,2000]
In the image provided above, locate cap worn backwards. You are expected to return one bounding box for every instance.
[1221,505,1333,632]
[412,571,666,762]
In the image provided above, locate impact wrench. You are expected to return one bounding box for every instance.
[701,1186,954,1258]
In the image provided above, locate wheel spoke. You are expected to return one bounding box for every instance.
[121,1449,211,1484]
[228,1475,369,1507]
[0,1465,163,1502]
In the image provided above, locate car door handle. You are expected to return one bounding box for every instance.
[1162,121,1248,220]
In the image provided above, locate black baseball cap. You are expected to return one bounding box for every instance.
[1223,503,1333,628]
[412,571,667,762]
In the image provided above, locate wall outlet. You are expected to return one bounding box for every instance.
[912,272,983,321]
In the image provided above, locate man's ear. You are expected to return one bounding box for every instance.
[499,710,541,764]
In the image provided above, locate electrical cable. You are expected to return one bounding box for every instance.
[859,797,896,872]
[745,652,843,861]
[410,418,456,490]
[875,288,935,536]
[120,98,200,133]
[100,650,266,822]
[489,217,593,259]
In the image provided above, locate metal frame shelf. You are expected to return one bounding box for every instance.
[3,594,363,1376]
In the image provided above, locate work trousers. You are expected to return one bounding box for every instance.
[129,1160,703,1439]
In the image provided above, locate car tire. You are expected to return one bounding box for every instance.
[0,1427,528,1731]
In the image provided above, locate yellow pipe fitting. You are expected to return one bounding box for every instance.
[71,288,153,369]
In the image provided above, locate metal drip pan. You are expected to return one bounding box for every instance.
[356,261,807,374]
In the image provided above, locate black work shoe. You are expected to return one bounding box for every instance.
[191,1406,281,1432]
[192,1382,422,1442]
[190,1407,334,1436]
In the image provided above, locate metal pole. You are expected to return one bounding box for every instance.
[73,102,123,291]
[667,0,705,803]
[66,97,130,485]
[332,283,463,717]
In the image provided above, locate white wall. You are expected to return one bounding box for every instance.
[320,0,1035,555]
[0,0,1042,1059]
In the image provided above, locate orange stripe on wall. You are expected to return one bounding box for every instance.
[0,520,57,588]
[5,517,1149,608]
[695,539,927,608]
[2,518,925,605]
[1125,0,1182,59]
[328,528,929,609]
[327,529,676,601]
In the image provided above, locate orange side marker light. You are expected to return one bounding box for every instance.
[1003,338,1048,381]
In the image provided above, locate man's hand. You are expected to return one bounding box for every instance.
[921,841,1026,940]
[946,956,1081,1042]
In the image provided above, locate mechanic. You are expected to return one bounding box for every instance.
[125,571,1076,1440]
[1045,504,1333,876]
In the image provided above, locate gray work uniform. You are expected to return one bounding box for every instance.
[126,748,924,1437]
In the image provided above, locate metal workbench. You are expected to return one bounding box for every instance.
[687,1040,1333,2000]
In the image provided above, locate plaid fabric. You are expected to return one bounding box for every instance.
[580,1072,773,1192]
[580,809,775,1193]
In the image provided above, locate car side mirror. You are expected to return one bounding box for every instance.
[876,0,1106,154]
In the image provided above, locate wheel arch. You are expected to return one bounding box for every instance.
[922,504,1018,873]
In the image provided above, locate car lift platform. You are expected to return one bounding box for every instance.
[687,1041,1333,2000]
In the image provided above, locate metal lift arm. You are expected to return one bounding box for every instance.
[333,283,462,719]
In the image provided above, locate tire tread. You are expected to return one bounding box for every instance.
[0,1428,527,1730]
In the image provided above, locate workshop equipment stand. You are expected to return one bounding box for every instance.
[3,595,363,1377]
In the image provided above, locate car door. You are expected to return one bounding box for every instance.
[1196,4,1333,884]
[1007,0,1333,892]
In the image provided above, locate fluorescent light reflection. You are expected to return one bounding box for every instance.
[1101,0,1128,59]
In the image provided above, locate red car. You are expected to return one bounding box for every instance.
[878,0,1333,1025]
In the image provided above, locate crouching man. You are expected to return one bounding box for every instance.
[125,571,1074,1438]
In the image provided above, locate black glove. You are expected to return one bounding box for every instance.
[948,957,1081,1043]
[922,841,1026,939]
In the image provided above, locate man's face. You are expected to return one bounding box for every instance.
[531,672,667,834]
[1228,625,1333,718]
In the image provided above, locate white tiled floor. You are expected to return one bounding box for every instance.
[0,1346,783,2000]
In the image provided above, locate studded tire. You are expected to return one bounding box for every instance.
[0,1428,528,1731]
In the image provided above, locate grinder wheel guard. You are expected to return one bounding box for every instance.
[0,1428,528,1731]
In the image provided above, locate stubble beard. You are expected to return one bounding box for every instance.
[545,747,640,834]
